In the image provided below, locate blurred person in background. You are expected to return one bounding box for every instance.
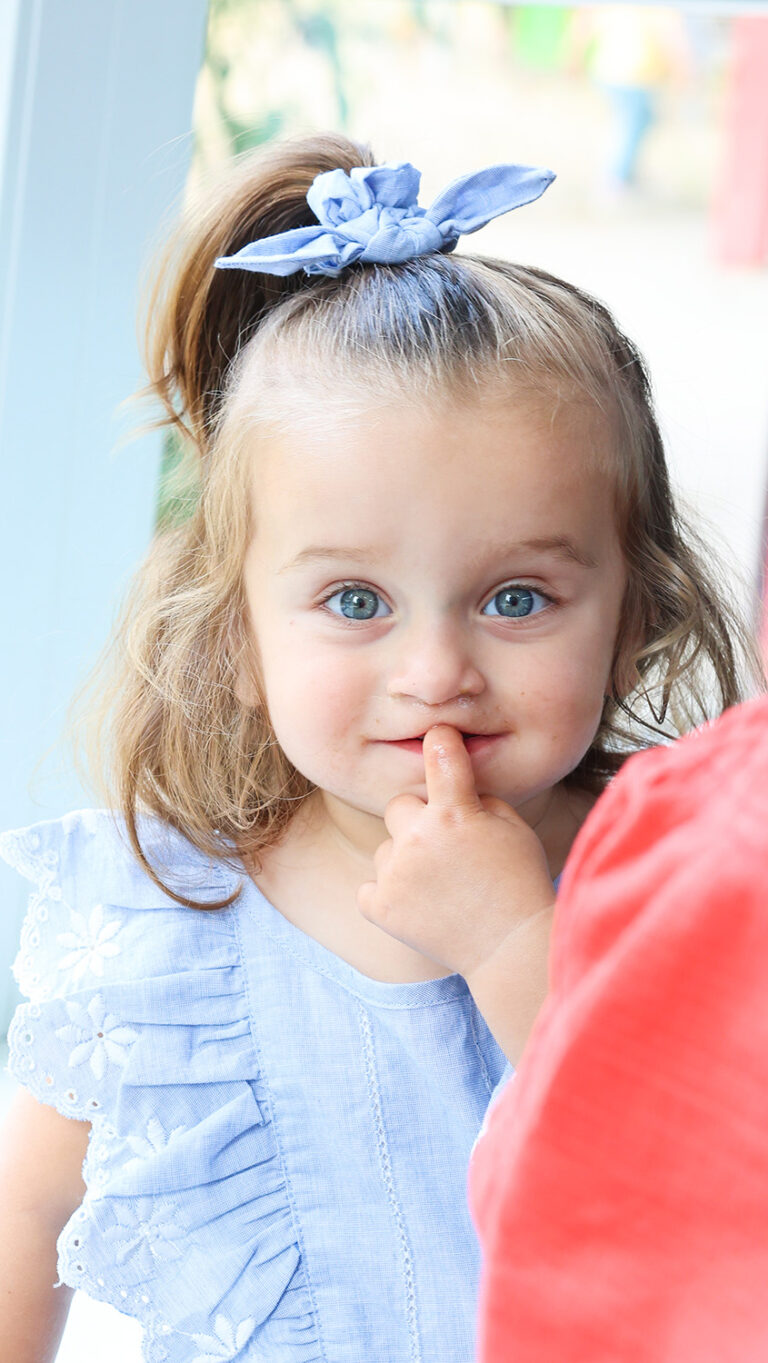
[571,4,691,195]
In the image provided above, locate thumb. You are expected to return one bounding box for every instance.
[422,725,482,814]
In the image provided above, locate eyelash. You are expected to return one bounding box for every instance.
[482,583,556,619]
[318,581,392,622]
[317,580,558,622]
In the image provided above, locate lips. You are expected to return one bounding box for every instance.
[384,731,504,755]
[389,730,494,742]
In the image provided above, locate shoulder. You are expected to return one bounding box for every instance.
[4,808,250,1123]
[0,807,239,909]
[0,808,243,1005]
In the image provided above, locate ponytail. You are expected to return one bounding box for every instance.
[141,132,376,454]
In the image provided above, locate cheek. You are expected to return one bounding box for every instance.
[519,638,611,705]
[514,638,612,750]
[260,636,375,746]
[535,680,605,752]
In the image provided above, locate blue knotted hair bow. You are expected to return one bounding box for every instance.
[214,160,555,278]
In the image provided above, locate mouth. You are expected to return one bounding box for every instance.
[383,732,505,756]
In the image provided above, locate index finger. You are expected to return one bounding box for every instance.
[422,725,482,813]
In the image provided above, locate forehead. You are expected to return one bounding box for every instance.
[248,386,619,565]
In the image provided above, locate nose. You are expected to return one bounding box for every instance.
[386,619,486,707]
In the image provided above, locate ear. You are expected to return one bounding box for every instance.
[234,651,264,708]
[227,618,263,708]
[235,672,261,707]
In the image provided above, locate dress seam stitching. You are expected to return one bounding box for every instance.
[358,1000,422,1363]
[467,998,495,1095]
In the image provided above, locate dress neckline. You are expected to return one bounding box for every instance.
[237,870,470,1009]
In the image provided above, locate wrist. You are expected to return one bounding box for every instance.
[465,900,555,1066]
[466,895,555,988]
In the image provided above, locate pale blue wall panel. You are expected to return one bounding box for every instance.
[0,0,210,1030]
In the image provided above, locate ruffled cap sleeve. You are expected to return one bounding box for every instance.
[1,810,317,1359]
[2,809,242,1119]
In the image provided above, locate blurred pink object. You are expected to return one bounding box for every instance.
[713,17,768,266]
[761,477,768,672]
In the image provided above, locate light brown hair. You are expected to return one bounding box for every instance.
[73,133,762,907]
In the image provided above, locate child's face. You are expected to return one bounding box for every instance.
[243,388,626,833]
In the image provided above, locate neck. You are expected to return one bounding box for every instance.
[299,782,579,881]
[315,792,387,866]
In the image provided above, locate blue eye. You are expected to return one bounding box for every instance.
[482,585,550,618]
[324,586,391,621]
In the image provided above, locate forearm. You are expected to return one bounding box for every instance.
[0,1206,74,1363]
[0,1090,89,1363]
[466,904,554,1065]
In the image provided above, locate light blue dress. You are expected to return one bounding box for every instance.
[1,808,516,1363]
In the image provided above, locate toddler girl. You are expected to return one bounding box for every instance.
[0,133,751,1363]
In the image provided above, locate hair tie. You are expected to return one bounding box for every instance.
[214,160,555,279]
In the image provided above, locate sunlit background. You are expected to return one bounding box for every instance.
[161,1,768,630]
[1,3,768,1358]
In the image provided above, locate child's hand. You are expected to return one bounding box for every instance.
[357,725,556,985]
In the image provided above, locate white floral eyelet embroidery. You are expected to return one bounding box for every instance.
[189,1314,257,1362]
[5,834,64,1001]
[101,1197,188,1276]
[127,1116,187,1159]
[55,994,138,1079]
[144,1331,172,1363]
[56,903,121,979]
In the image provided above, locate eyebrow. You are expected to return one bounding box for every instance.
[278,546,381,574]
[278,536,597,573]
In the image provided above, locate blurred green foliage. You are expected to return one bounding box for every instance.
[511,6,570,69]
[156,428,201,532]
[156,0,352,527]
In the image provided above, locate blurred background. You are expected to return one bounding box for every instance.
[177,0,768,607]
[2,2,768,1356]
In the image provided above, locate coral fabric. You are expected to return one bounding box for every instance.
[468,696,768,1363]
